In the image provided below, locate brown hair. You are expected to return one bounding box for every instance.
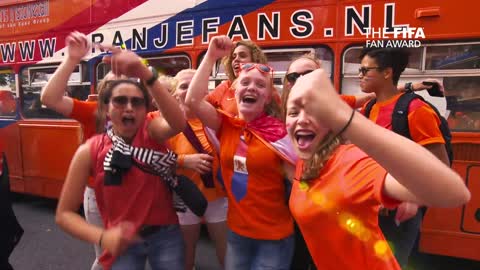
[280,54,321,121]
[94,72,128,133]
[95,80,151,133]
[222,40,268,82]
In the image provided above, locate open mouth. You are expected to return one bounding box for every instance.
[122,115,135,125]
[294,130,316,150]
[241,95,257,104]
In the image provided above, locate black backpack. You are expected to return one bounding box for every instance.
[363,91,453,166]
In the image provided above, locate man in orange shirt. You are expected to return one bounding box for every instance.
[358,47,449,268]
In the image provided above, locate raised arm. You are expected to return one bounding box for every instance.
[290,69,470,208]
[185,36,232,131]
[41,32,90,116]
[101,46,186,142]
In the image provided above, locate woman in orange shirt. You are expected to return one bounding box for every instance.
[206,40,268,116]
[186,36,296,270]
[167,69,227,270]
[284,69,470,270]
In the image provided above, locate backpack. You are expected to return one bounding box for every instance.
[363,91,453,166]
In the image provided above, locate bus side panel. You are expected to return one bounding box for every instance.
[0,121,24,192]
[462,165,480,233]
[19,121,82,199]
[421,154,480,261]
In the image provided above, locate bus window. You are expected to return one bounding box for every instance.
[342,43,480,132]
[147,55,191,76]
[95,55,191,91]
[20,64,90,119]
[265,47,333,93]
[443,76,480,132]
[425,43,480,132]
[426,44,480,70]
[204,47,334,94]
[342,46,423,96]
[0,70,17,118]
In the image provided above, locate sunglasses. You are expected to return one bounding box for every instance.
[240,63,273,74]
[358,66,381,76]
[111,96,145,108]
[285,70,314,84]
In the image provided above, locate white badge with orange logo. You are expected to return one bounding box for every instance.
[233,155,248,174]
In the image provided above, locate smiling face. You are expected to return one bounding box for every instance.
[285,88,330,159]
[231,45,253,78]
[235,68,272,122]
[107,82,147,142]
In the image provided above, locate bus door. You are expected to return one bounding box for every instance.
[0,69,23,192]
[16,63,90,198]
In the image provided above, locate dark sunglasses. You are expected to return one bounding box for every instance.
[111,96,145,108]
[358,66,381,76]
[285,70,314,84]
[240,63,273,74]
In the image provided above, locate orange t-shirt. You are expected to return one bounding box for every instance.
[290,144,401,270]
[218,114,293,240]
[206,80,238,116]
[361,93,444,146]
[69,99,98,141]
[341,95,356,108]
[167,118,225,201]
[69,99,98,187]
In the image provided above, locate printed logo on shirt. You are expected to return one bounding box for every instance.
[233,155,248,174]
[231,136,248,201]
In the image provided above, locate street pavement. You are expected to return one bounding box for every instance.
[7,194,480,270]
[9,194,221,270]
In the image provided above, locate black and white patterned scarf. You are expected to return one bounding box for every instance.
[103,128,207,216]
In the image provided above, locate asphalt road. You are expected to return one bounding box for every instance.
[7,194,480,270]
[9,194,221,270]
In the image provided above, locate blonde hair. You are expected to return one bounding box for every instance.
[172,69,196,95]
[158,74,175,94]
[222,40,268,82]
[281,54,321,121]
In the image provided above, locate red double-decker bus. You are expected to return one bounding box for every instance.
[0,0,478,262]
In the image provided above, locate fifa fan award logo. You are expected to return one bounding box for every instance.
[364,27,425,48]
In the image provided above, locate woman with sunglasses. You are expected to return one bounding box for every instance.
[41,31,129,270]
[284,68,469,270]
[186,36,297,270]
[206,39,268,116]
[56,46,187,270]
[165,69,228,270]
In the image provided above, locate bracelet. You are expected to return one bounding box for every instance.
[177,154,185,168]
[335,109,355,137]
[145,66,159,86]
[98,231,104,248]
